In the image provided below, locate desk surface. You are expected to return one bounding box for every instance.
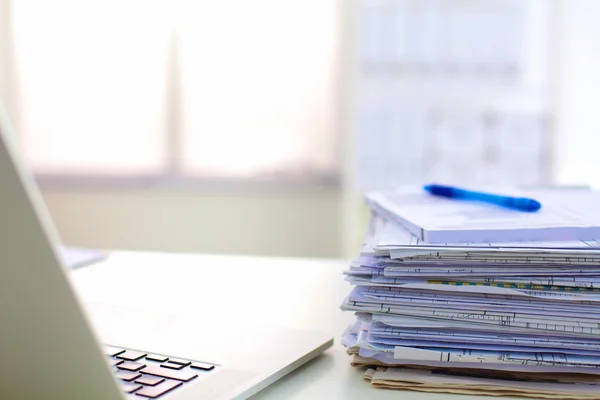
[71,251,519,400]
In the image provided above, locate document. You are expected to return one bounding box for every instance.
[344,328,600,375]
[366,187,600,244]
[372,314,600,339]
[343,299,600,336]
[363,367,600,399]
[365,275,600,289]
[377,215,600,252]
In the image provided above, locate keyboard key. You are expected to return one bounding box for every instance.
[135,379,182,398]
[135,375,165,386]
[118,361,146,372]
[105,346,126,357]
[117,371,142,382]
[190,362,215,371]
[145,354,169,363]
[117,350,147,361]
[121,383,143,394]
[166,358,191,367]
[140,366,198,382]
[109,358,124,367]
[160,362,185,370]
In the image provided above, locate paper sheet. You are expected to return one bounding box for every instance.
[376,214,600,251]
[59,246,107,269]
[366,188,600,244]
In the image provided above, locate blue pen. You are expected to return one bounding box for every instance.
[423,184,542,212]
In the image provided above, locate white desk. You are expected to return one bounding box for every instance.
[71,251,518,400]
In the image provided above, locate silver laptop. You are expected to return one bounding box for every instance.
[0,103,333,399]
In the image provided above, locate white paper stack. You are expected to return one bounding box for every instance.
[341,187,600,398]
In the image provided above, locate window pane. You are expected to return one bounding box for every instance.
[13,0,170,174]
[353,0,552,191]
[177,0,338,178]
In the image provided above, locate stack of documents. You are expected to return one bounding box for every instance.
[341,187,600,398]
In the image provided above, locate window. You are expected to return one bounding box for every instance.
[4,0,339,182]
[352,0,553,191]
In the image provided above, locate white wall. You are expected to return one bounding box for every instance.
[554,0,600,187]
[40,188,342,258]
[38,1,600,260]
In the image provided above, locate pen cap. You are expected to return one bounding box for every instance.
[423,184,455,197]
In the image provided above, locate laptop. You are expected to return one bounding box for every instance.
[0,103,333,399]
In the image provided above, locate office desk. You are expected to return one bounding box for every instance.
[71,251,518,400]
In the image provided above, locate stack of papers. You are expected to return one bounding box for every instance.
[341,187,600,398]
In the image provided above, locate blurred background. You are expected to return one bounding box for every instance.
[0,0,598,259]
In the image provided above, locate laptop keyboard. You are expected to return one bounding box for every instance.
[105,346,216,398]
